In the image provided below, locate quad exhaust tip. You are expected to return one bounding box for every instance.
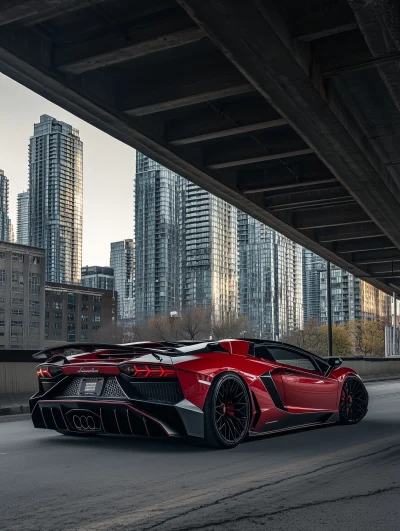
[72,414,96,430]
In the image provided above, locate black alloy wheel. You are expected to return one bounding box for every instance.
[202,373,250,449]
[339,375,368,425]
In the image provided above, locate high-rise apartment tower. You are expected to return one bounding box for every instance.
[29,115,83,283]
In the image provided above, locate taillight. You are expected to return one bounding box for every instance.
[119,363,176,379]
[37,365,62,378]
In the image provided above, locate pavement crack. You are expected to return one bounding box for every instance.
[170,485,400,530]
[140,442,400,531]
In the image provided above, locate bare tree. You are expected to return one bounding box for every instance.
[146,315,181,341]
[212,314,249,340]
[178,307,211,340]
[94,322,125,343]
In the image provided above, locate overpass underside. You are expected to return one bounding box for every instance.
[1,0,400,295]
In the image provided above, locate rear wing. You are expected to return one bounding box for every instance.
[32,343,135,361]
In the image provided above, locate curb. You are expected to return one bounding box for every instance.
[0,405,30,416]
[362,375,400,383]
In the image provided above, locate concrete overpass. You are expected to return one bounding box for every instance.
[1,0,400,295]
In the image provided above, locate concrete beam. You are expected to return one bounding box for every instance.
[0,0,107,27]
[294,205,371,230]
[57,26,205,74]
[243,178,338,194]
[352,250,400,265]
[296,23,358,43]
[367,263,400,276]
[265,186,351,211]
[347,0,400,113]
[169,119,286,145]
[292,0,358,42]
[323,52,400,78]
[208,148,313,170]
[177,0,400,250]
[316,223,382,243]
[335,236,396,254]
[123,75,254,116]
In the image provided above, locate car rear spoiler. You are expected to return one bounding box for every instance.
[32,343,135,361]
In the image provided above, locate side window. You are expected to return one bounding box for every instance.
[254,345,274,361]
[267,347,318,372]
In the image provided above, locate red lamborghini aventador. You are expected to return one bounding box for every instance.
[30,339,368,449]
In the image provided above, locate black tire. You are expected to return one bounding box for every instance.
[339,375,368,425]
[201,372,251,449]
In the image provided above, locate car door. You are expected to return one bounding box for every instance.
[267,346,339,412]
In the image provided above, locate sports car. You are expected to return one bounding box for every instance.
[30,339,368,449]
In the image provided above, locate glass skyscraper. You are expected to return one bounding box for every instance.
[17,191,30,245]
[302,248,325,324]
[319,265,389,324]
[238,213,303,340]
[29,115,83,283]
[182,181,238,320]
[110,240,135,321]
[0,170,11,242]
[135,154,183,322]
[302,250,390,325]
[135,153,238,323]
[81,265,114,291]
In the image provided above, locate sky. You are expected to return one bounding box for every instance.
[0,73,135,266]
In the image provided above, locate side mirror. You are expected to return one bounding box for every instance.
[327,357,342,367]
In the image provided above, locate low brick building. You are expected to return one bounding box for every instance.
[45,283,117,343]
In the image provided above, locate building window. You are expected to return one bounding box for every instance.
[0,252,5,261]
[29,273,41,295]
[68,293,76,303]
[68,303,76,311]
[11,308,23,316]
[12,253,23,263]
[53,301,62,309]
[92,325,100,331]
[81,324,88,330]
[92,315,101,323]
[68,313,75,321]
[93,296,101,303]
[54,323,62,329]
[80,333,88,341]
[29,256,41,265]
[81,304,88,311]
[29,301,40,316]
[81,314,88,322]
[53,311,62,320]
[93,305,101,313]
[82,295,88,302]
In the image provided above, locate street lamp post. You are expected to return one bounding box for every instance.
[327,261,333,357]
[393,292,397,356]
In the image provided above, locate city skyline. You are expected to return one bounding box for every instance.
[0,74,134,266]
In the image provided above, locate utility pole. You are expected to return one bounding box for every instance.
[327,261,333,357]
[393,292,397,356]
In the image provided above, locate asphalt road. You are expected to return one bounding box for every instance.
[1,380,400,531]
